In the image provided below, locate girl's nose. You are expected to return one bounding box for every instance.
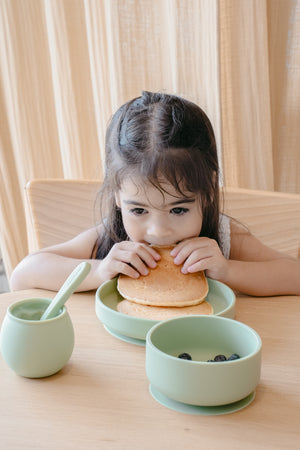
[147,217,172,238]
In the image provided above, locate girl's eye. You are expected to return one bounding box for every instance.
[130,208,147,216]
[170,207,189,215]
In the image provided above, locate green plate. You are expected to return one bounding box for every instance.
[95,278,235,345]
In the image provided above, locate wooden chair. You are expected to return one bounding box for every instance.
[25,179,300,258]
[25,179,102,252]
[223,187,300,258]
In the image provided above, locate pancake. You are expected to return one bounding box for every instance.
[117,246,209,307]
[117,299,213,320]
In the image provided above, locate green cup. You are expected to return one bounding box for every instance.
[0,298,74,378]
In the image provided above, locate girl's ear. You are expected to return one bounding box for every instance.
[115,192,121,208]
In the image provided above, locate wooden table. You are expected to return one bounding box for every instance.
[0,289,299,449]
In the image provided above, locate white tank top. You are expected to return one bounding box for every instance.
[219,214,231,259]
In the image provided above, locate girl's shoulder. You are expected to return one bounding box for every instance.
[219,214,250,260]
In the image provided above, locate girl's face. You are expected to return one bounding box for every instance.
[115,177,203,246]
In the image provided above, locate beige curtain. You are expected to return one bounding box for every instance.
[0,0,299,281]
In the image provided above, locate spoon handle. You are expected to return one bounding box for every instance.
[40,262,91,320]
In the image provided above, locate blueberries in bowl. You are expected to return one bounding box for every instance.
[178,352,192,360]
[207,353,241,362]
[177,352,240,362]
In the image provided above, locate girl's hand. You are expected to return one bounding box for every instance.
[98,241,161,281]
[170,237,228,281]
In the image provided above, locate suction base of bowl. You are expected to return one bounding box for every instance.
[149,385,255,415]
[103,325,146,346]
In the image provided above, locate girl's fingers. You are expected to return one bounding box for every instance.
[171,238,223,275]
[172,239,211,265]
[181,251,212,273]
[114,261,141,279]
[137,245,161,267]
[123,245,160,269]
[109,242,161,278]
[121,251,151,275]
[145,245,161,261]
[118,242,161,263]
[184,257,212,273]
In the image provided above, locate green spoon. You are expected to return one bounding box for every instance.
[40,262,91,320]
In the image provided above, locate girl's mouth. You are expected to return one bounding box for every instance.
[146,242,177,248]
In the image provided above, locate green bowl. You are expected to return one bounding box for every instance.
[146,315,261,407]
[95,277,236,345]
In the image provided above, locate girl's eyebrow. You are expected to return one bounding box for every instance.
[168,198,196,206]
[122,198,196,207]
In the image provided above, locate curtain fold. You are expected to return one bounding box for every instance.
[219,0,274,190]
[0,0,299,281]
[267,0,300,193]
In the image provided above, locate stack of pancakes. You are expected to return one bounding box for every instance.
[117,246,212,320]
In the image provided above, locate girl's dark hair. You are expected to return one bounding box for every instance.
[95,91,220,259]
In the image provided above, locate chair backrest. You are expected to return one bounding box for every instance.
[25,179,300,258]
[223,187,300,258]
[25,179,102,251]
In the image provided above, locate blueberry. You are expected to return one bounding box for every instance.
[214,354,227,362]
[228,353,240,361]
[178,352,192,360]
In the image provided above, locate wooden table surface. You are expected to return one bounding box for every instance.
[0,288,299,449]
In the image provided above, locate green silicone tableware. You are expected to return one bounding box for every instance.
[0,262,92,378]
[145,315,262,411]
[95,277,236,345]
[149,386,256,415]
[41,262,91,320]
[0,298,74,378]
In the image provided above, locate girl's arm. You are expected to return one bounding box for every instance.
[10,226,104,292]
[10,225,160,292]
[172,221,300,296]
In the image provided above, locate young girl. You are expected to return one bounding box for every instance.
[10,91,300,296]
